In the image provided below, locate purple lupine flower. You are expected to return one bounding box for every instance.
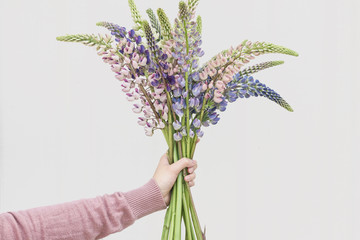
[174,132,182,141]
[191,59,198,69]
[173,101,184,118]
[128,29,135,38]
[173,88,182,97]
[181,127,187,137]
[189,98,195,108]
[189,129,195,138]
[192,83,202,97]
[178,75,186,88]
[202,121,210,127]
[224,74,293,111]
[173,120,182,130]
[193,118,201,128]
[218,100,227,112]
[196,129,204,138]
[135,35,142,44]
[191,72,200,81]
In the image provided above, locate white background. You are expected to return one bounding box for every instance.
[1,0,359,239]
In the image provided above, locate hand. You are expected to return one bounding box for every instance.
[153,153,198,205]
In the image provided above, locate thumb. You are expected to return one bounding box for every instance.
[159,153,170,166]
[170,158,194,174]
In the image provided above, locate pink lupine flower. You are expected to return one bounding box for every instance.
[215,81,226,92]
[208,81,214,89]
[208,68,217,77]
[214,89,223,103]
[202,83,207,91]
[154,86,164,95]
[121,69,129,76]
[132,60,139,69]
[137,117,146,126]
[199,71,207,80]
[124,57,131,64]
[132,52,139,61]
[145,126,153,136]
[155,101,163,112]
[132,104,142,113]
[157,121,165,129]
[139,57,147,66]
[159,94,167,102]
[162,111,168,121]
[222,74,232,83]
[115,74,123,81]
[121,82,131,92]
[135,77,143,84]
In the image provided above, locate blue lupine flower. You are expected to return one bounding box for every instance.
[202,121,210,127]
[174,132,182,141]
[135,35,142,44]
[196,129,204,138]
[191,72,200,82]
[218,100,227,112]
[174,88,182,97]
[173,100,184,117]
[181,127,187,136]
[193,118,201,128]
[178,76,186,88]
[192,83,202,97]
[224,74,293,111]
[128,29,135,38]
[189,98,195,107]
[189,129,195,138]
[173,120,182,130]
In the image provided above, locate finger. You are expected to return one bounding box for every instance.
[171,158,195,174]
[187,160,197,173]
[184,172,196,182]
[196,138,200,144]
[188,181,195,187]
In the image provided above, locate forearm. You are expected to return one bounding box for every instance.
[0,179,166,240]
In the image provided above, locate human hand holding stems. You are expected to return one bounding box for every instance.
[154,153,198,206]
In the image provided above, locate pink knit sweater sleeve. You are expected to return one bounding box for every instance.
[0,178,167,240]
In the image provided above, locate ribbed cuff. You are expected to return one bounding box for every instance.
[124,178,167,219]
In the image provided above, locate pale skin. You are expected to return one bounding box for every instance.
[153,153,198,205]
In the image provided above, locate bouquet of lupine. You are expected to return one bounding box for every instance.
[57,0,298,239]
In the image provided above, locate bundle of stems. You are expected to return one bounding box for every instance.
[161,127,204,240]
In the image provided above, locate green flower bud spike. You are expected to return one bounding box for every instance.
[157,8,172,40]
[56,34,112,50]
[196,15,202,35]
[128,0,142,25]
[187,0,200,15]
[142,20,157,53]
[146,8,161,40]
[179,1,189,20]
[239,61,284,77]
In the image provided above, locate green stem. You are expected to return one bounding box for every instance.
[182,186,195,240]
[161,206,171,240]
[174,146,183,239]
[183,19,191,158]
[168,180,177,239]
[184,185,203,239]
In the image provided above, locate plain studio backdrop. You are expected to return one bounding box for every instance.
[0,0,359,239]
